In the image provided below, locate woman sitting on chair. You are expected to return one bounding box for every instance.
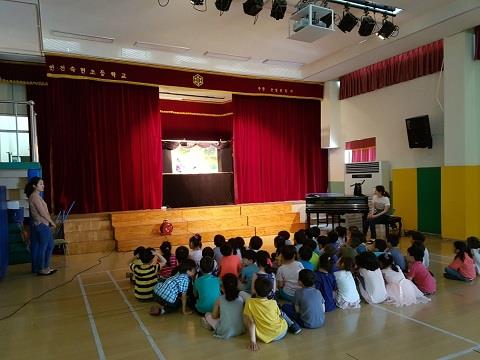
[364,185,390,240]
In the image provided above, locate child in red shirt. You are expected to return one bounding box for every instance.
[444,241,476,282]
[219,243,242,278]
[407,246,436,295]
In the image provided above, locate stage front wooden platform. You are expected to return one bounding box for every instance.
[64,202,306,253]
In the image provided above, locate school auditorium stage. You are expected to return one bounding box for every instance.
[63,202,307,254]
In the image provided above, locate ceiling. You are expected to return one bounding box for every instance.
[1,0,480,82]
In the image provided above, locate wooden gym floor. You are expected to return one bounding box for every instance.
[1,236,479,360]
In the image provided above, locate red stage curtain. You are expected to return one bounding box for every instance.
[339,40,443,100]
[43,79,162,213]
[475,25,480,60]
[160,100,233,141]
[233,95,327,203]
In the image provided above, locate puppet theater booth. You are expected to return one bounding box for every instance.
[22,54,327,254]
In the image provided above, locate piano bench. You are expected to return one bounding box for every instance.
[384,216,402,236]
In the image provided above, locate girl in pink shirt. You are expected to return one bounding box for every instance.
[444,241,476,282]
[407,246,436,295]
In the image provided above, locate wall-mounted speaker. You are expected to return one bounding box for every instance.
[405,115,432,149]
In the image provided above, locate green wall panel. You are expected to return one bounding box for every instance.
[417,167,441,234]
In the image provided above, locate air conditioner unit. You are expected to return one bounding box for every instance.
[344,161,390,196]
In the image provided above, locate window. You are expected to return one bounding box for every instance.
[0,83,30,163]
[171,145,218,174]
[345,137,376,163]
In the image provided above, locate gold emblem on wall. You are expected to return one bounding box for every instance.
[193,74,204,87]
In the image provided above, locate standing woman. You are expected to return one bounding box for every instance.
[364,185,390,240]
[25,177,57,275]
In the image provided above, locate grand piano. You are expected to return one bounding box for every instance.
[305,193,369,227]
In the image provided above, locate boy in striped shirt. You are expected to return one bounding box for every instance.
[130,248,159,301]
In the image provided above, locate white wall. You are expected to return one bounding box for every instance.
[329,72,444,182]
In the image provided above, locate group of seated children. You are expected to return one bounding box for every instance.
[128,228,479,351]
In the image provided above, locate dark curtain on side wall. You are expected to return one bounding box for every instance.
[40,79,162,213]
[233,95,327,204]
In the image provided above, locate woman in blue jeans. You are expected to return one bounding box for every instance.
[25,177,57,276]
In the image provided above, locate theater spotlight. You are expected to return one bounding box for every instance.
[377,17,398,39]
[191,0,204,5]
[215,0,233,12]
[337,9,358,33]
[270,0,287,20]
[358,12,376,37]
[243,0,263,17]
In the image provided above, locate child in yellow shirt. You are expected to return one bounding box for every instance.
[243,277,301,351]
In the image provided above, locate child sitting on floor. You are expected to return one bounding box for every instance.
[150,259,196,316]
[281,269,325,329]
[379,253,430,306]
[278,230,293,245]
[244,277,301,351]
[128,246,145,282]
[171,245,190,276]
[189,234,203,270]
[298,245,315,271]
[406,246,436,295]
[314,253,337,312]
[467,236,480,274]
[444,241,476,282]
[335,226,347,248]
[410,231,429,268]
[203,273,246,339]
[219,243,242,278]
[271,235,286,269]
[213,234,226,264]
[131,247,159,301]
[249,236,263,252]
[251,251,276,299]
[201,247,219,276]
[158,241,177,280]
[193,257,221,315]
[277,245,304,302]
[240,250,259,293]
[333,257,361,309]
[386,234,406,272]
[356,251,387,304]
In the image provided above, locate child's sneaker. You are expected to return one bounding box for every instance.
[289,322,302,335]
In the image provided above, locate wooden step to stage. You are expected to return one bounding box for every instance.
[64,213,115,255]
[255,222,306,236]
[64,202,306,254]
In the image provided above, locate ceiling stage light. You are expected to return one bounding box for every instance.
[337,10,358,33]
[191,0,204,5]
[377,18,398,39]
[358,13,376,36]
[243,0,263,17]
[270,0,287,20]
[215,0,233,12]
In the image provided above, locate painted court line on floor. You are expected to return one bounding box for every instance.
[78,275,106,360]
[106,271,166,360]
[371,304,480,346]
[437,345,480,360]
[83,279,130,287]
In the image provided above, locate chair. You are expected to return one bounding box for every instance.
[381,215,403,236]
